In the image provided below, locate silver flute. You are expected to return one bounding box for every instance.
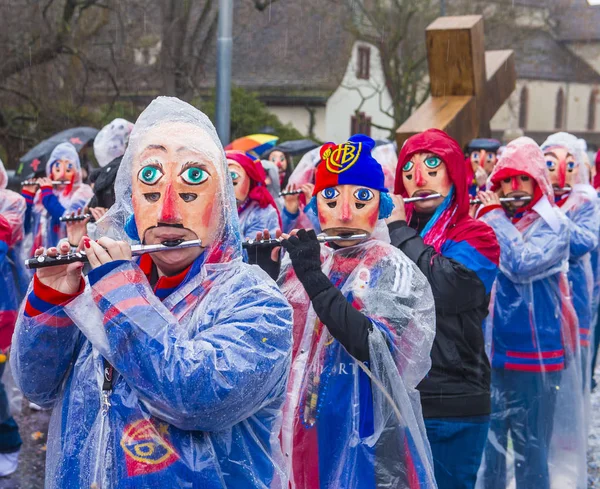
[243,233,370,250]
[404,193,442,203]
[25,239,203,270]
[21,180,71,186]
[279,189,304,196]
[60,214,93,223]
[470,195,533,205]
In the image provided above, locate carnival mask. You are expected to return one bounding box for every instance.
[544,147,574,195]
[51,159,76,186]
[269,150,287,175]
[499,174,535,209]
[227,160,251,205]
[470,149,497,176]
[131,122,221,273]
[316,184,380,246]
[402,152,452,213]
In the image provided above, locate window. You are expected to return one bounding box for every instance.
[555,88,565,129]
[357,46,370,80]
[588,89,597,131]
[351,112,371,136]
[518,86,529,129]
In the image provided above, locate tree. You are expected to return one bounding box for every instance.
[159,0,281,99]
[0,0,121,165]
[199,87,304,142]
[344,0,544,137]
[344,0,438,137]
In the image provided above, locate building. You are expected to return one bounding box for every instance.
[488,0,600,147]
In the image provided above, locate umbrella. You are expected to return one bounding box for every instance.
[17,127,99,178]
[261,139,319,158]
[225,134,278,159]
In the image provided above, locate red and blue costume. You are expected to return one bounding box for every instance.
[280,135,437,489]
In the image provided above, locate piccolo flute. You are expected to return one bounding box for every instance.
[470,196,533,205]
[279,189,304,196]
[59,214,94,223]
[25,239,203,270]
[243,233,370,250]
[404,193,442,203]
[21,180,71,186]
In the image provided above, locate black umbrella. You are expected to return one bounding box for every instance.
[17,127,99,179]
[261,139,319,158]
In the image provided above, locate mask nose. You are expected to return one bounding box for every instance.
[158,183,182,224]
[415,165,426,187]
[340,196,353,222]
[480,150,487,167]
[558,160,566,188]
[511,177,519,191]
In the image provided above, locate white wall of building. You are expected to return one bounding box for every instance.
[325,41,395,142]
[268,106,327,141]
[491,79,598,134]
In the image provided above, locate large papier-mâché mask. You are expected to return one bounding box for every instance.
[402,152,452,213]
[131,122,221,254]
[543,146,575,193]
[51,159,76,185]
[227,160,251,205]
[498,174,535,209]
[470,149,498,176]
[316,184,380,245]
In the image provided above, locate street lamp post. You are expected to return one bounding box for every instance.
[216,0,233,145]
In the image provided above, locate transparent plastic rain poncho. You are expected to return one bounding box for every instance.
[541,133,599,395]
[283,142,398,233]
[93,118,134,168]
[11,97,293,488]
[0,158,29,350]
[279,239,437,489]
[476,137,587,489]
[24,142,93,255]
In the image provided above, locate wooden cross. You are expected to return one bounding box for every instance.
[396,15,516,149]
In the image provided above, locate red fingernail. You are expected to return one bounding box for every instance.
[84,239,90,249]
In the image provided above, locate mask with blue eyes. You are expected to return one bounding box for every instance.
[304,186,394,220]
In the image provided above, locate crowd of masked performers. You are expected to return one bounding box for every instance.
[0,96,599,489]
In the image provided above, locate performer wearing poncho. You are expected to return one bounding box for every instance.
[387,129,499,489]
[259,134,437,488]
[11,97,293,488]
[21,142,93,254]
[541,133,599,390]
[0,158,28,475]
[225,150,281,238]
[477,137,586,489]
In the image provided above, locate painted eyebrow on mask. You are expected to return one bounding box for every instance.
[145,144,168,152]
[544,151,559,160]
[178,161,211,175]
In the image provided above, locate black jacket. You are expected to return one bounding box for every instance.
[389,219,493,418]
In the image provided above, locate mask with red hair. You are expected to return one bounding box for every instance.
[225,150,281,225]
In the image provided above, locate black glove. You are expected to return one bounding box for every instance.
[281,229,331,299]
[246,242,281,281]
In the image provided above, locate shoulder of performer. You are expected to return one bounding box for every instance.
[441,217,500,292]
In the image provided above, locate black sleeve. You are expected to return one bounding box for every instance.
[300,270,372,362]
[388,220,487,314]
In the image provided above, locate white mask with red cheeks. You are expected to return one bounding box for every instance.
[543,147,575,194]
[269,150,287,174]
[401,152,452,213]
